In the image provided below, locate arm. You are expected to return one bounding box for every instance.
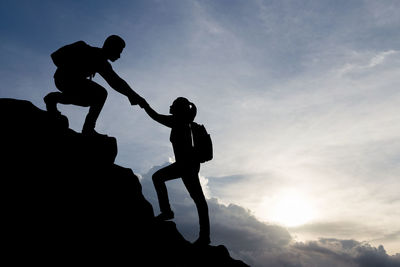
[100,68,141,105]
[141,100,174,128]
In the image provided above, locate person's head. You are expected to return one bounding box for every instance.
[102,35,125,62]
[170,97,197,122]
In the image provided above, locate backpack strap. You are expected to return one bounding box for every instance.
[189,122,195,148]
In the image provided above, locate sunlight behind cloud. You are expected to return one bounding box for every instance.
[1,0,400,263]
[256,190,316,227]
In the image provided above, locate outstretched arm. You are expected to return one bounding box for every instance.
[101,68,141,105]
[140,100,174,128]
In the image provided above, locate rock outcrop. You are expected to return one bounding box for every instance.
[0,98,249,266]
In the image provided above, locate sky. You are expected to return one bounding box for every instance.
[0,0,399,266]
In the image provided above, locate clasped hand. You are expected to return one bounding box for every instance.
[128,93,148,108]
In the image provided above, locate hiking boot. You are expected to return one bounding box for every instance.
[43,94,61,115]
[155,210,174,221]
[193,236,211,246]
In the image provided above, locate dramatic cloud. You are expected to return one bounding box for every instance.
[139,164,400,267]
[1,0,399,264]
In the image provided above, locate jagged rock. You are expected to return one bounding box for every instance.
[0,98,249,266]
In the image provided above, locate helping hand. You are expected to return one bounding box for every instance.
[128,93,148,108]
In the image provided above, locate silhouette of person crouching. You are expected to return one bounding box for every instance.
[141,97,211,246]
[44,35,141,136]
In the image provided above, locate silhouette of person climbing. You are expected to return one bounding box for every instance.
[44,35,141,136]
[140,97,211,246]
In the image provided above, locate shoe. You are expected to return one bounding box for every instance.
[44,94,61,115]
[81,128,107,138]
[155,211,174,221]
[193,236,211,246]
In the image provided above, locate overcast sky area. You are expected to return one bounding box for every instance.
[1,1,399,266]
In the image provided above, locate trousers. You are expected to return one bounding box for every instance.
[152,162,210,238]
[47,69,108,131]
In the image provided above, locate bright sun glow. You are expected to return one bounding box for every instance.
[257,191,315,227]
[271,194,314,227]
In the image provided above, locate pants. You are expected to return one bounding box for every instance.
[152,162,210,238]
[46,69,108,131]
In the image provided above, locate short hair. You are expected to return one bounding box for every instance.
[103,35,125,50]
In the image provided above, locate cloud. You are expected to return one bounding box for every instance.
[293,239,400,267]
[1,1,399,264]
[291,221,384,239]
[139,163,400,267]
[372,231,400,244]
[337,50,399,75]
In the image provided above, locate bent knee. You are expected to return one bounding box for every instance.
[95,86,108,100]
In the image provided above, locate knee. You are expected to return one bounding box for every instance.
[91,85,107,102]
[97,87,108,101]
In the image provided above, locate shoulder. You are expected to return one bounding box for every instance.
[91,47,113,71]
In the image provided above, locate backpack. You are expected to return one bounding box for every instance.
[190,122,213,163]
[51,41,92,69]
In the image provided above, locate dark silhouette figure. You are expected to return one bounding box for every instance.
[44,35,141,136]
[0,98,249,266]
[141,97,211,246]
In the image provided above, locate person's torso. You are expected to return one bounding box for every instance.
[52,41,111,79]
[170,122,196,163]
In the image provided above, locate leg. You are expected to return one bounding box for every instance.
[80,81,108,135]
[44,92,60,114]
[44,92,65,115]
[152,163,181,219]
[53,76,108,135]
[44,90,80,109]
[182,170,210,244]
[44,73,82,114]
